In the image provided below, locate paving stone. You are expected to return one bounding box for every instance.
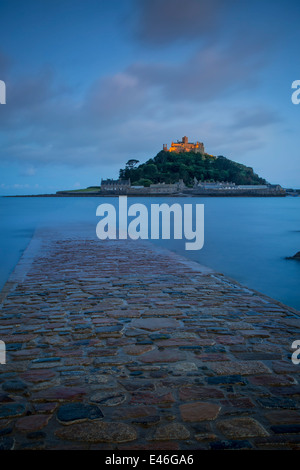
[252,343,282,354]
[130,392,175,405]
[85,374,116,386]
[149,334,171,341]
[32,357,61,364]
[0,393,14,403]
[179,385,224,401]
[221,397,255,409]
[120,380,155,392]
[270,424,300,434]
[10,348,41,358]
[34,402,58,414]
[156,338,214,347]
[139,349,185,363]
[118,442,179,451]
[254,435,300,448]
[206,375,247,385]
[6,343,23,351]
[1,334,37,343]
[20,369,56,383]
[180,402,221,422]
[216,417,269,438]
[195,353,230,362]
[112,406,157,420]
[95,325,124,337]
[125,328,148,338]
[93,357,128,367]
[272,386,300,396]
[233,353,282,361]
[0,404,26,419]
[130,318,180,331]
[172,362,198,373]
[264,410,300,424]
[150,423,190,440]
[123,345,154,355]
[210,439,252,450]
[257,397,299,409]
[206,360,271,375]
[239,330,270,338]
[57,403,103,424]
[15,414,51,433]
[31,386,87,402]
[87,348,118,357]
[249,375,295,387]
[271,361,297,375]
[216,336,245,345]
[55,421,137,443]
[226,322,254,330]
[195,433,217,442]
[90,391,126,406]
[132,416,161,427]
[2,379,28,392]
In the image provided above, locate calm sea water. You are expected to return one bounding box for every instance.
[0,196,300,311]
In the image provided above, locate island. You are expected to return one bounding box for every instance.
[57,137,286,197]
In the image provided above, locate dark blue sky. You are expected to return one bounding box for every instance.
[0,0,300,194]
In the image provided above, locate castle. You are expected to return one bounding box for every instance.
[163,136,205,154]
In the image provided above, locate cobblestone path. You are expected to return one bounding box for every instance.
[1,229,300,450]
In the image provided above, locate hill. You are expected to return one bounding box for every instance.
[119,151,267,187]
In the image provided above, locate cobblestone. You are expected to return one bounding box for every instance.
[0,229,300,449]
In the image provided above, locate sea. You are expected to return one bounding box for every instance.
[0,195,300,311]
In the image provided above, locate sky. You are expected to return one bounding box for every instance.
[0,0,300,195]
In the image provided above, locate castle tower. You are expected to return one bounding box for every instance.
[163,144,168,151]
[182,136,188,144]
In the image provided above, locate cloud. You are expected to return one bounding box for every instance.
[0,16,282,173]
[231,107,282,130]
[0,50,12,79]
[133,0,234,46]
[84,72,148,123]
[126,41,265,105]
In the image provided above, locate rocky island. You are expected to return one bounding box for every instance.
[58,137,286,197]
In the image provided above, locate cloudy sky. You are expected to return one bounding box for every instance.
[0,0,299,194]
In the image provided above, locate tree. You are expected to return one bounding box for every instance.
[125,159,139,170]
[143,163,158,180]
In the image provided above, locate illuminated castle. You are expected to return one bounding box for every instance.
[163,136,205,154]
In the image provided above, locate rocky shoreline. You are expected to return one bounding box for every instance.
[5,191,287,198]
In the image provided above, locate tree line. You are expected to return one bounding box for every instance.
[119,151,267,187]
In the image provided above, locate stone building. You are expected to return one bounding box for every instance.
[149,180,186,194]
[163,136,205,154]
[193,178,237,190]
[100,178,131,192]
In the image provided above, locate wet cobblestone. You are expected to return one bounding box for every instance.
[1,230,300,450]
